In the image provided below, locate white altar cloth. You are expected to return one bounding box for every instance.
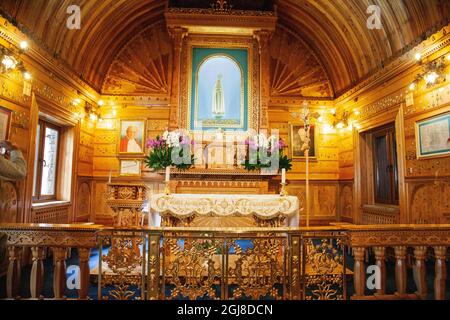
[149,193,299,226]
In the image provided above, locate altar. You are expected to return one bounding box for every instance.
[149,193,299,227]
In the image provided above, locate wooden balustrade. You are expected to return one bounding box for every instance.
[0,223,449,300]
[347,224,450,300]
[0,223,100,300]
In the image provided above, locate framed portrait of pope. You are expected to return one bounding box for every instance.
[118,120,145,156]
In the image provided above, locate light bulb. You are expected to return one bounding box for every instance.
[330,108,336,115]
[336,122,344,129]
[98,100,104,106]
[446,54,450,61]
[424,72,438,84]
[19,41,28,50]
[89,113,98,122]
[353,109,360,116]
[23,72,31,80]
[415,53,421,61]
[318,116,323,123]
[409,82,416,90]
[2,56,16,69]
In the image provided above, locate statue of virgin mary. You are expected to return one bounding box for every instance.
[212,74,225,118]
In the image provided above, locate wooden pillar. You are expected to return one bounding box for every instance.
[147,234,161,300]
[434,246,447,300]
[254,30,272,130]
[413,246,427,299]
[394,246,407,295]
[373,246,386,295]
[289,235,301,300]
[167,27,187,130]
[52,247,67,299]
[6,246,22,299]
[353,247,366,297]
[78,248,91,300]
[30,247,45,299]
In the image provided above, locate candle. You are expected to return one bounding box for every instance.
[165,166,170,182]
[108,170,112,183]
[281,168,286,184]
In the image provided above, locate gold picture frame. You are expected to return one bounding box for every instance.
[180,34,259,134]
[118,119,146,157]
[119,159,142,176]
[289,123,318,161]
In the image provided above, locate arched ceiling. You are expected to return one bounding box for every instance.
[0,0,448,97]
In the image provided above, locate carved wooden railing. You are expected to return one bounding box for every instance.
[346,224,450,300]
[0,223,449,300]
[0,223,100,299]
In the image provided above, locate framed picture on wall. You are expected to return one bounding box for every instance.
[118,120,145,156]
[119,159,142,176]
[0,106,12,141]
[415,112,450,158]
[289,123,317,160]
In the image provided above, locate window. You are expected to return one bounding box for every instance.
[371,123,399,205]
[33,120,61,201]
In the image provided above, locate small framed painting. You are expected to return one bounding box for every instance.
[119,159,142,176]
[289,123,317,160]
[416,112,450,158]
[119,120,145,156]
[0,106,12,141]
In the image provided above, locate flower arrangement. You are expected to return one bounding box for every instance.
[144,130,194,171]
[242,133,292,172]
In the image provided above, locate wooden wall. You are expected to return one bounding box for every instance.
[336,25,450,224]
[1,11,449,226]
[0,16,98,224]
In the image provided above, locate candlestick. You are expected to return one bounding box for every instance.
[281,168,286,184]
[165,166,170,182]
[108,170,112,183]
[280,182,288,196]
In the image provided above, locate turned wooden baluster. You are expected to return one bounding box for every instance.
[394,246,407,295]
[353,247,366,297]
[30,247,45,299]
[78,248,91,299]
[6,246,22,299]
[373,246,386,295]
[52,247,67,299]
[434,246,447,300]
[413,246,427,299]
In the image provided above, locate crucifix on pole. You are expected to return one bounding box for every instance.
[296,101,319,227]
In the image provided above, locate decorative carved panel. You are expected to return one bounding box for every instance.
[76,182,91,221]
[31,203,70,224]
[0,181,19,223]
[409,181,449,224]
[269,27,332,98]
[102,22,172,95]
[339,184,353,219]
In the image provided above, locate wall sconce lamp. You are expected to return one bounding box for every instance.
[85,101,103,122]
[72,99,103,122]
[320,109,358,132]
[410,53,448,90]
[0,41,31,80]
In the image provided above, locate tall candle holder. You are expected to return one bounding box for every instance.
[280,182,288,196]
[296,101,320,227]
[164,181,171,195]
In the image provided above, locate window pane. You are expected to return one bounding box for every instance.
[374,135,390,203]
[32,123,41,197]
[392,133,399,202]
[40,126,59,196]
